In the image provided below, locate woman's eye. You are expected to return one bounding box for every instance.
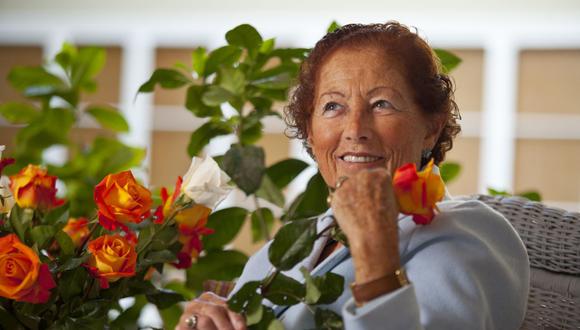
[323,102,341,112]
[372,100,394,110]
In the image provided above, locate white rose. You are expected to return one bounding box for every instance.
[0,145,4,159]
[0,176,14,214]
[181,155,233,209]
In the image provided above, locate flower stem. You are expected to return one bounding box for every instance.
[252,195,271,241]
[76,217,99,256]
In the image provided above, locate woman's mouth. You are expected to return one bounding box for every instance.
[340,155,383,163]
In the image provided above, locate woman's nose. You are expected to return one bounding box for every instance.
[343,109,371,142]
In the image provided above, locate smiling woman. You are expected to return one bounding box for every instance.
[177,21,529,330]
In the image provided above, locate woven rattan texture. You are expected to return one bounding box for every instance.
[521,285,580,330]
[473,195,580,275]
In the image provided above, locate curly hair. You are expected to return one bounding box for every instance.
[284,21,461,164]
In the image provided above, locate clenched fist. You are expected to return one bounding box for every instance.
[330,168,401,284]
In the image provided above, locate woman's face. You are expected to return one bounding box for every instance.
[308,45,443,186]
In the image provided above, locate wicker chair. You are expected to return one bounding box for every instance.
[473,195,580,330]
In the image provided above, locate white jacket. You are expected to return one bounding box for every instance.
[230,199,530,329]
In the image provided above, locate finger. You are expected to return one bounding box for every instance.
[201,303,236,330]
[198,291,227,305]
[195,314,219,330]
[227,310,247,330]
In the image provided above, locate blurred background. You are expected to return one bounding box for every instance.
[1,0,580,246]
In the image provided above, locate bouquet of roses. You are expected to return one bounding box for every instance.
[0,145,232,329]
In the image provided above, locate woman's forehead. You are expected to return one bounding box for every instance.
[315,47,409,94]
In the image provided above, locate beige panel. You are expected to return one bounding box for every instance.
[0,46,43,103]
[447,49,484,112]
[80,46,122,104]
[0,127,20,155]
[443,137,480,196]
[255,133,290,166]
[154,48,195,106]
[150,131,192,188]
[69,127,114,150]
[515,139,580,202]
[518,50,580,114]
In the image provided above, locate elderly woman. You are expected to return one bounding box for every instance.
[178,22,529,329]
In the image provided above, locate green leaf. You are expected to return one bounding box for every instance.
[219,66,246,95]
[0,102,38,124]
[7,66,64,92]
[55,230,75,256]
[312,272,344,304]
[284,172,329,221]
[110,295,147,328]
[205,45,243,76]
[225,24,263,56]
[202,207,248,250]
[434,49,462,73]
[487,187,510,197]
[192,47,208,78]
[266,158,309,189]
[141,250,177,268]
[138,68,191,93]
[186,250,248,292]
[251,306,284,330]
[9,205,30,242]
[314,308,344,330]
[58,267,89,300]
[327,21,341,33]
[240,119,263,145]
[187,120,233,156]
[518,191,542,202]
[202,85,234,106]
[259,38,275,54]
[164,281,196,301]
[268,218,318,271]
[85,105,129,132]
[300,267,321,304]
[0,305,22,330]
[223,144,265,195]
[228,281,261,313]
[71,47,106,90]
[262,272,305,306]
[146,289,185,309]
[250,208,275,243]
[245,296,264,326]
[57,255,89,272]
[255,175,285,208]
[439,162,461,183]
[158,304,183,329]
[185,85,222,117]
[30,225,56,248]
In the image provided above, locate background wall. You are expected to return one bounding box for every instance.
[1,0,580,226]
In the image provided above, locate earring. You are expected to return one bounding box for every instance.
[420,149,432,169]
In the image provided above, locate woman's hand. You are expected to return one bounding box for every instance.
[177,292,246,330]
[330,168,401,284]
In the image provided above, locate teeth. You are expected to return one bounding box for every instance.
[342,155,381,163]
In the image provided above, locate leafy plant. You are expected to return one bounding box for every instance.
[0,43,144,216]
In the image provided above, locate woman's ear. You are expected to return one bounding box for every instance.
[423,113,446,149]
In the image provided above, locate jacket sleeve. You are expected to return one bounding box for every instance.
[341,200,530,330]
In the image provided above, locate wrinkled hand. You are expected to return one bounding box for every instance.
[177,292,246,330]
[330,168,401,282]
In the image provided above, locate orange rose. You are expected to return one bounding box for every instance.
[87,234,137,288]
[62,217,90,247]
[174,205,213,269]
[0,234,56,303]
[393,159,445,225]
[94,171,152,232]
[9,165,63,210]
